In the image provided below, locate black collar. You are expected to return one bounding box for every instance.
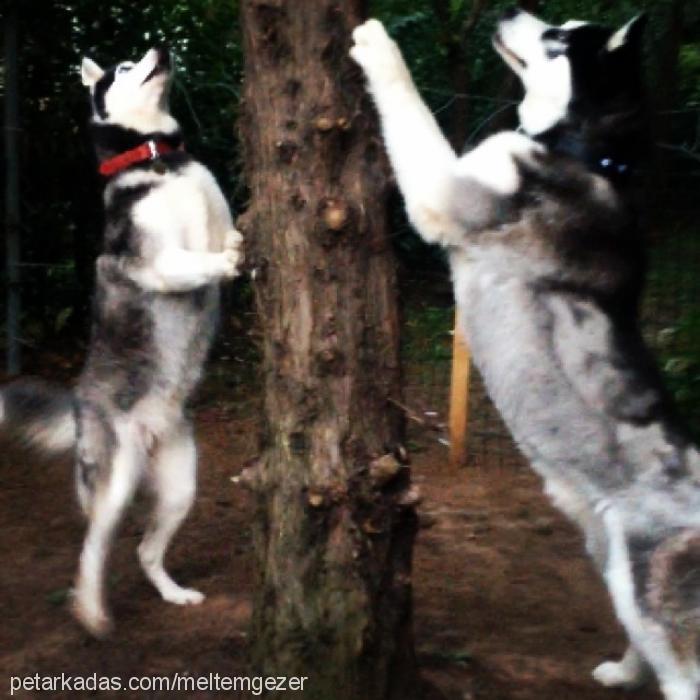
[528,125,633,182]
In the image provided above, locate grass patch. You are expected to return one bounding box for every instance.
[401,303,453,364]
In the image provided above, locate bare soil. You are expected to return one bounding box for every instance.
[0,386,662,699]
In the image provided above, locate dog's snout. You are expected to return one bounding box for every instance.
[501,6,521,21]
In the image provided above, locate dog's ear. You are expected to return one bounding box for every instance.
[80,57,104,88]
[606,14,648,53]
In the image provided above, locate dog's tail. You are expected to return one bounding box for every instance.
[0,378,77,454]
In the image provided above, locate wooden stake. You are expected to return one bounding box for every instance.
[449,310,470,469]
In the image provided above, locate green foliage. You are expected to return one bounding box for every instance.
[679,44,700,106]
[402,304,453,364]
[646,226,700,435]
[660,309,700,434]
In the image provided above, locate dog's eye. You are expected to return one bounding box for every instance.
[116,63,133,75]
[543,29,567,60]
[542,28,568,43]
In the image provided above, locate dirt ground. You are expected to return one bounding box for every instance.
[0,383,663,699]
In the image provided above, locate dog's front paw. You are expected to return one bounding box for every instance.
[217,248,242,280]
[350,19,410,88]
[224,228,244,252]
[220,228,244,278]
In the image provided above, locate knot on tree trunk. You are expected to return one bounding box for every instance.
[316,346,346,376]
[319,197,351,232]
[306,482,349,509]
[231,458,265,492]
[275,139,299,164]
[314,115,352,133]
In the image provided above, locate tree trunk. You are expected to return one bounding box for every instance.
[4,0,21,375]
[238,2,419,699]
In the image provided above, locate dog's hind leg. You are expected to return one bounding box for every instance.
[72,421,144,637]
[593,644,650,689]
[137,423,204,606]
[599,507,699,700]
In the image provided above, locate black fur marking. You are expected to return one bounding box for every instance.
[515,155,646,313]
[629,535,658,615]
[114,366,151,411]
[86,278,157,412]
[534,127,637,183]
[566,23,645,106]
[104,184,153,256]
[492,143,694,438]
[125,150,193,176]
[533,21,650,184]
[608,324,694,438]
[541,28,568,43]
[74,400,118,475]
[570,302,592,325]
[79,459,99,491]
[92,68,116,120]
[90,123,184,160]
[189,287,209,311]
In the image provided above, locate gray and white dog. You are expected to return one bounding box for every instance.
[352,8,700,700]
[0,47,242,636]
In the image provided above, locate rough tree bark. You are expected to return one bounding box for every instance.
[238,2,419,698]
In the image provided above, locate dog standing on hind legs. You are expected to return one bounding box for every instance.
[352,9,700,700]
[0,46,243,636]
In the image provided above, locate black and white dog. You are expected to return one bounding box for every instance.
[0,47,242,636]
[352,9,700,700]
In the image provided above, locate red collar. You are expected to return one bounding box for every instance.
[98,140,179,177]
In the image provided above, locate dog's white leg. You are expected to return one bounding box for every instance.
[350,21,540,245]
[72,424,143,637]
[350,20,461,246]
[600,507,699,700]
[593,645,649,689]
[660,682,700,700]
[138,424,204,606]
